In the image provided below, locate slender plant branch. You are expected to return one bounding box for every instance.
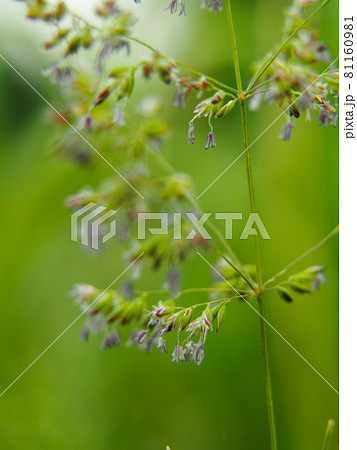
[140,287,242,296]
[125,35,158,53]
[224,0,243,92]
[246,78,273,95]
[224,1,277,448]
[245,88,271,99]
[239,101,264,294]
[126,36,238,97]
[211,245,256,291]
[174,61,238,97]
[321,419,335,450]
[246,0,332,91]
[70,11,101,31]
[264,225,339,287]
[69,9,238,97]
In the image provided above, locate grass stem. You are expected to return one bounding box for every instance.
[224,1,278,447]
[224,0,243,92]
[241,100,278,450]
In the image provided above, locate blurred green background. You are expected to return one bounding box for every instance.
[0,0,338,449]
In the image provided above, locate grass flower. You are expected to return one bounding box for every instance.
[186,125,195,144]
[205,131,216,149]
[18,0,338,446]
[279,119,295,141]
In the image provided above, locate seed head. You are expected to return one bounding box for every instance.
[80,325,90,341]
[135,330,148,344]
[279,119,295,141]
[79,114,93,132]
[70,283,98,302]
[190,342,205,365]
[113,107,125,126]
[173,91,186,110]
[186,125,195,144]
[201,0,223,12]
[144,337,154,353]
[166,267,181,298]
[317,108,331,127]
[166,0,178,14]
[172,345,184,362]
[101,330,121,350]
[157,337,168,353]
[205,131,216,149]
[179,1,186,16]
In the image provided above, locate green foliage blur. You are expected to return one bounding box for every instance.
[0,0,338,449]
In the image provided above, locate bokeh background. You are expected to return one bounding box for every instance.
[0,0,338,449]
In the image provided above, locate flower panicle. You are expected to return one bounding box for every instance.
[249,1,339,141]
[72,281,229,365]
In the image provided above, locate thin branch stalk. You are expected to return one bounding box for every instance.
[247,0,332,90]
[224,1,278,448]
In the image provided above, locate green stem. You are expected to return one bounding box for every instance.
[141,287,239,296]
[126,35,157,53]
[240,101,263,293]
[224,0,243,92]
[258,297,277,449]
[241,100,277,450]
[224,0,277,447]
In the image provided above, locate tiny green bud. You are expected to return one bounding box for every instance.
[93,85,113,107]
[109,67,130,78]
[216,304,226,332]
[174,309,186,328]
[204,305,213,322]
[108,302,128,323]
[65,36,82,56]
[210,305,220,320]
[277,286,293,303]
[216,99,237,118]
[44,28,69,50]
[180,309,192,331]
[287,279,312,294]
